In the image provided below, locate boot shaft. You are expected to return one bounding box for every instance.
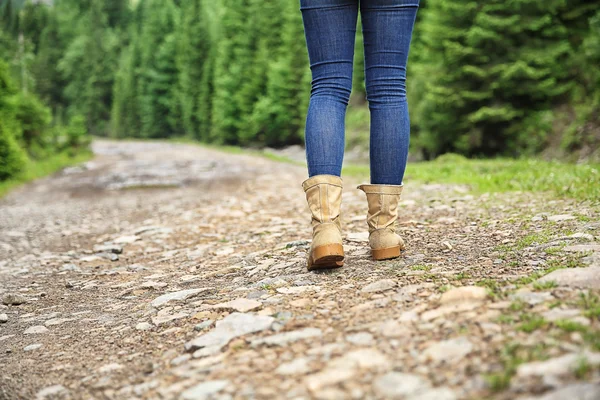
[303,175,343,228]
[356,184,403,233]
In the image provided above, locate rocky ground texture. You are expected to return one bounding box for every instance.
[1,140,599,400]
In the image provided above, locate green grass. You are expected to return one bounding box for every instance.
[0,150,92,198]
[533,280,558,291]
[518,314,547,333]
[342,155,600,201]
[484,342,550,392]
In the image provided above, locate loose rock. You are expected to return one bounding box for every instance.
[361,279,396,293]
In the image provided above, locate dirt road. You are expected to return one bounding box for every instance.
[1,140,599,399]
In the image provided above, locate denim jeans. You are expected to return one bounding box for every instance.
[301,0,419,185]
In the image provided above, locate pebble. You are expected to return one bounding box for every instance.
[564,244,600,252]
[276,286,320,295]
[180,380,230,400]
[538,266,600,289]
[0,313,7,323]
[93,243,123,254]
[440,286,487,304]
[24,343,43,351]
[345,332,375,346]
[185,312,274,353]
[374,372,430,399]
[150,288,209,307]
[251,327,322,347]
[541,308,582,322]
[135,322,153,331]
[275,357,311,375]
[423,337,473,363]
[211,298,262,313]
[24,325,49,334]
[45,318,73,327]
[515,351,600,384]
[332,348,390,370]
[2,293,26,306]
[346,232,369,243]
[98,363,124,373]
[36,385,70,399]
[290,298,311,308]
[361,279,396,293]
[151,312,188,326]
[511,290,553,306]
[518,383,600,400]
[194,320,214,331]
[547,214,575,222]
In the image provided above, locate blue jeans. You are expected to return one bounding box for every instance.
[301,0,419,185]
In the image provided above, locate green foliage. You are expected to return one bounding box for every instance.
[411,0,600,158]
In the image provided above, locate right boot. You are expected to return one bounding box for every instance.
[357,183,405,261]
[302,175,345,271]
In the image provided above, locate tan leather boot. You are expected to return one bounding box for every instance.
[357,184,405,260]
[302,175,345,271]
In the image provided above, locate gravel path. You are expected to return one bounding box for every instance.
[1,139,599,400]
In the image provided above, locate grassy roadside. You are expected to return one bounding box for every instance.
[0,151,93,198]
[343,155,600,202]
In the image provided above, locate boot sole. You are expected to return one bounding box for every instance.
[372,246,402,261]
[308,244,344,271]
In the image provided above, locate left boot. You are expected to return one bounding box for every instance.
[357,184,405,260]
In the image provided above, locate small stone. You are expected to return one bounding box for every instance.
[547,214,575,222]
[345,332,374,346]
[36,385,69,399]
[211,298,262,313]
[24,325,49,335]
[113,235,139,244]
[180,380,230,400]
[45,318,73,327]
[541,308,582,322]
[564,244,600,252]
[276,286,320,295]
[515,351,600,384]
[519,383,600,400]
[194,320,214,331]
[374,372,430,399]
[0,313,7,323]
[290,298,311,308]
[361,279,396,293]
[171,354,191,366]
[60,263,79,272]
[150,288,209,307]
[408,387,457,400]
[440,286,488,305]
[2,293,26,306]
[98,363,124,373]
[135,322,153,331]
[347,232,369,243]
[423,337,473,363]
[140,281,168,290]
[276,357,311,375]
[511,290,553,306]
[93,243,123,254]
[185,313,274,353]
[151,312,188,326]
[378,319,412,338]
[537,267,600,289]
[251,327,322,347]
[305,367,357,392]
[332,348,390,370]
[24,343,43,351]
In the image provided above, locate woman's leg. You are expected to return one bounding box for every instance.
[300,0,359,177]
[361,0,419,184]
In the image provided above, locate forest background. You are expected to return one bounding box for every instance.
[1,0,599,185]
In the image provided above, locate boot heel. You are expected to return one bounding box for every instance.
[308,244,344,270]
[372,246,401,261]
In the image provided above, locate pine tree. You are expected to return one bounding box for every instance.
[210,0,253,144]
[412,0,575,157]
[137,0,179,138]
[176,0,210,137]
[0,59,27,180]
[248,0,310,146]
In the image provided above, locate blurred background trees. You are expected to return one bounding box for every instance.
[1,0,599,182]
